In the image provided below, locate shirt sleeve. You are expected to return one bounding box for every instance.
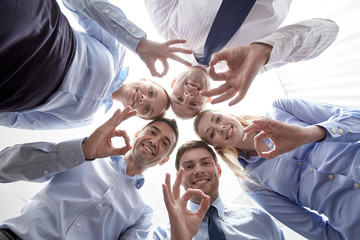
[0,139,85,183]
[119,205,154,239]
[152,223,171,240]
[64,0,146,53]
[247,188,343,240]
[255,18,339,72]
[268,98,360,142]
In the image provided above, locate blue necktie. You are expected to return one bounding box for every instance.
[207,206,227,240]
[196,0,256,66]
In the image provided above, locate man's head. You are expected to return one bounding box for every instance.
[129,117,179,174]
[115,79,170,119]
[175,140,221,204]
[171,66,210,119]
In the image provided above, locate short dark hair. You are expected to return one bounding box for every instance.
[175,140,217,171]
[143,117,179,155]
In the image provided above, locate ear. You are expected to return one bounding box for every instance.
[140,78,148,81]
[171,78,176,88]
[214,146,222,151]
[216,164,222,177]
[134,130,140,139]
[159,157,170,166]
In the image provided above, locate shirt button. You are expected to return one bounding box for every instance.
[354,183,360,189]
[126,35,131,40]
[330,128,336,134]
[328,174,334,180]
[268,143,273,148]
[69,152,74,157]
[43,170,48,175]
[105,9,110,14]
[76,223,81,227]
[297,162,302,166]
[131,28,136,33]
[310,167,314,172]
[338,128,344,134]
[75,161,79,165]
[98,203,103,208]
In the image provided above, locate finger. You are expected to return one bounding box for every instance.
[113,145,132,156]
[200,84,229,97]
[228,91,246,106]
[165,173,174,203]
[210,89,238,104]
[114,130,131,147]
[197,195,210,217]
[159,59,169,78]
[209,50,228,67]
[208,65,226,80]
[181,188,207,202]
[165,39,187,45]
[162,183,173,211]
[146,61,161,78]
[168,47,193,55]
[105,109,121,126]
[173,168,184,200]
[253,131,269,156]
[169,54,192,66]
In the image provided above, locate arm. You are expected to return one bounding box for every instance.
[0,107,136,182]
[162,168,210,240]
[247,187,343,240]
[64,0,192,77]
[201,18,339,105]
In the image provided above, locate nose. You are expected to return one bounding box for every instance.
[194,164,204,176]
[139,95,146,105]
[184,91,194,99]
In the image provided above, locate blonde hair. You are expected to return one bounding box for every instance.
[194,110,264,186]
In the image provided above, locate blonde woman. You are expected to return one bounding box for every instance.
[194,97,360,240]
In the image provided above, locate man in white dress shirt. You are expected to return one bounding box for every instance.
[144,0,339,118]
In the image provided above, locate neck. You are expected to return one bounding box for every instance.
[112,85,124,102]
[235,131,259,152]
[124,154,143,176]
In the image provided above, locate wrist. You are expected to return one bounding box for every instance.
[82,138,95,161]
[305,125,327,143]
[249,42,272,65]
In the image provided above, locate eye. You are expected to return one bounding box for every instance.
[149,129,155,135]
[149,88,154,96]
[210,130,215,139]
[190,102,198,106]
[203,161,210,166]
[162,140,168,147]
[144,106,150,114]
[183,164,193,170]
[216,115,221,123]
[177,95,184,102]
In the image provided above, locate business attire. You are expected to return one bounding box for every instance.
[238,98,360,240]
[0,0,146,130]
[144,0,339,70]
[0,138,153,240]
[153,196,284,240]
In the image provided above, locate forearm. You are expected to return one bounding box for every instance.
[255,18,339,71]
[66,0,146,52]
[0,139,85,182]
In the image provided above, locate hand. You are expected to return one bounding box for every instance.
[200,43,272,106]
[162,168,210,240]
[82,107,137,160]
[243,119,327,159]
[136,38,193,78]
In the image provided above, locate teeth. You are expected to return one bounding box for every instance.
[186,83,199,90]
[227,127,233,139]
[133,90,138,106]
[195,179,208,185]
[143,145,154,155]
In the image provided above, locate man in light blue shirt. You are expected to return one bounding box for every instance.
[0,107,179,239]
[155,140,284,240]
[0,0,191,129]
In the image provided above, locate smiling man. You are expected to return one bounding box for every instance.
[154,140,284,240]
[0,107,178,240]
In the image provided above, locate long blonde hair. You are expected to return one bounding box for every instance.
[194,109,264,185]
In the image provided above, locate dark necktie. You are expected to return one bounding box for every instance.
[196,0,256,66]
[206,206,227,240]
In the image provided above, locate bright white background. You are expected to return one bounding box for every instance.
[1,1,359,239]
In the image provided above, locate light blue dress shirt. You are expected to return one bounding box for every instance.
[239,98,360,240]
[0,0,146,130]
[153,197,284,240]
[0,138,153,239]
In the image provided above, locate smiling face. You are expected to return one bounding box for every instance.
[179,147,221,204]
[196,111,245,148]
[171,66,210,119]
[132,121,176,170]
[118,80,169,119]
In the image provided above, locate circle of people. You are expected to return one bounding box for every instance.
[0,1,358,240]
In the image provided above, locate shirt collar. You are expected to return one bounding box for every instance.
[110,155,145,189]
[238,137,274,168]
[188,196,225,221]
